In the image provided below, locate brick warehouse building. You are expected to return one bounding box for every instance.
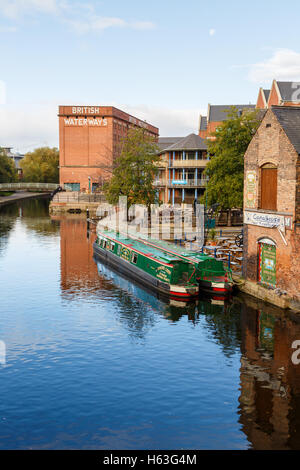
[58,106,159,191]
[243,106,300,305]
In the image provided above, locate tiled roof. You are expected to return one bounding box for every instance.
[276,81,300,102]
[208,104,256,122]
[263,89,270,102]
[199,116,207,131]
[161,133,207,152]
[272,106,300,154]
[158,137,183,151]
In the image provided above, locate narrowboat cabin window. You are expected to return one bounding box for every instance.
[131,253,138,264]
[110,242,115,251]
[117,244,121,255]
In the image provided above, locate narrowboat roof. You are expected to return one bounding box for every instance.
[98,228,214,265]
[128,233,211,263]
[97,229,186,265]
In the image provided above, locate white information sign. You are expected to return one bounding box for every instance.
[244,210,285,230]
[64,118,107,127]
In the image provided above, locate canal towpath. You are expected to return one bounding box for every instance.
[0,191,51,206]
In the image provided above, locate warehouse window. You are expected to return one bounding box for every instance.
[64,183,80,191]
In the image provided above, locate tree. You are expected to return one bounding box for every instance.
[0,148,17,183]
[20,147,59,183]
[104,128,160,214]
[202,107,261,224]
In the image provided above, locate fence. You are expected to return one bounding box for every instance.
[52,192,106,203]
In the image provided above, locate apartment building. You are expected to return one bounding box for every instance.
[155,133,208,204]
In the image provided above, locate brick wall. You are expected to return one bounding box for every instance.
[243,108,300,300]
[58,106,159,190]
[256,89,267,109]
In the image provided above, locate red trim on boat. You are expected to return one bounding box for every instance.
[169,291,198,298]
[212,287,228,293]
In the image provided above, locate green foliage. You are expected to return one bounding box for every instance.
[20,147,59,183]
[104,128,160,209]
[208,228,216,241]
[203,107,261,210]
[0,148,18,183]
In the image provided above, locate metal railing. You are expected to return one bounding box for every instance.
[52,192,106,203]
[0,182,59,191]
[156,159,208,169]
[154,179,209,187]
[170,159,208,168]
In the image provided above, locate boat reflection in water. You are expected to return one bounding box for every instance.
[94,256,230,324]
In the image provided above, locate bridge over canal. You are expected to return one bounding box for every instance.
[0,183,59,192]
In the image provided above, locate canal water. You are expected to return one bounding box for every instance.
[0,198,300,450]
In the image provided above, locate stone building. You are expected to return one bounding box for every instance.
[58,105,159,192]
[243,106,300,305]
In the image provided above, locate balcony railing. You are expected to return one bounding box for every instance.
[156,159,208,168]
[171,159,208,168]
[154,179,209,187]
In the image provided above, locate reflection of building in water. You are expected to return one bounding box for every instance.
[238,296,300,449]
[53,214,114,296]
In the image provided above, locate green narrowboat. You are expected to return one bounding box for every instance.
[93,229,199,299]
[117,234,233,295]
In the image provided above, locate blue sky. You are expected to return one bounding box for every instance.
[1,0,300,152]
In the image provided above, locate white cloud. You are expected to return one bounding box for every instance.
[209,28,215,36]
[0,0,58,19]
[249,48,300,83]
[117,104,204,136]
[65,16,156,34]
[67,16,126,34]
[0,104,58,153]
[0,1,156,34]
[0,80,6,104]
